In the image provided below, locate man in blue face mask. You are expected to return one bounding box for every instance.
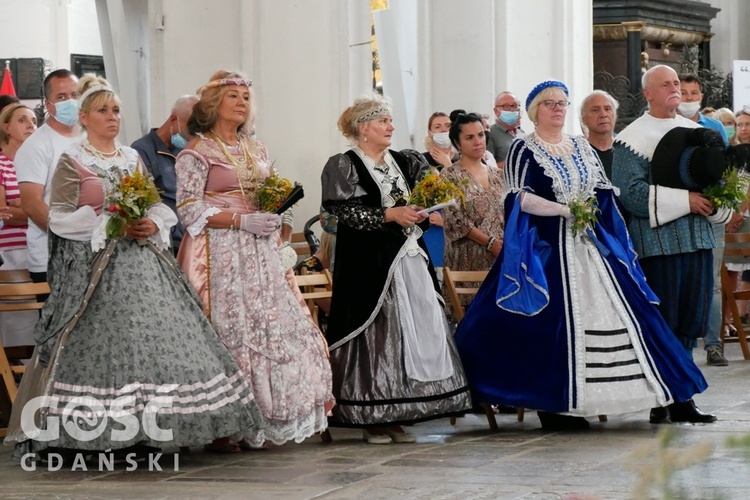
[487,91,525,169]
[16,69,80,295]
[131,95,198,254]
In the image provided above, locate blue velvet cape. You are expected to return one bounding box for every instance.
[454,136,707,413]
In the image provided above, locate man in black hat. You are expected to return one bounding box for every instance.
[612,65,731,424]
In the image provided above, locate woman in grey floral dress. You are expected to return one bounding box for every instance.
[5,74,263,461]
[442,113,505,317]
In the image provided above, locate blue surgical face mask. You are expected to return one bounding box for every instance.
[499,110,519,126]
[170,118,188,149]
[725,125,736,141]
[52,99,79,127]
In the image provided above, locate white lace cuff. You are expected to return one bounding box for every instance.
[146,204,177,250]
[145,214,167,249]
[91,212,111,252]
[649,185,690,228]
[186,206,222,237]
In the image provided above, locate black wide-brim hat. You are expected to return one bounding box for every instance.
[651,127,727,191]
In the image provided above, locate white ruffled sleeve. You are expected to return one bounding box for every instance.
[49,205,103,242]
[48,152,107,250]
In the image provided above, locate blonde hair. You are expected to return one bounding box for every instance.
[77,73,120,130]
[318,231,334,263]
[423,111,448,149]
[337,93,392,142]
[527,87,561,124]
[0,103,33,145]
[714,107,737,145]
[188,70,253,136]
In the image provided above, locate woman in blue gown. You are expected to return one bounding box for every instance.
[454,80,708,429]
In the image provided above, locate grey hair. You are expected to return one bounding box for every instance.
[641,64,676,90]
[171,95,199,116]
[580,90,619,121]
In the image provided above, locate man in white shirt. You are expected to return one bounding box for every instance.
[16,69,80,289]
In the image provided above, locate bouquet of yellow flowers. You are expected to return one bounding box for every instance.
[703,167,750,212]
[408,168,465,214]
[567,194,600,237]
[255,168,304,214]
[104,170,162,239]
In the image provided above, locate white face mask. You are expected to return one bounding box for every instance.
[678,101,701,118]
[432,131,451,148]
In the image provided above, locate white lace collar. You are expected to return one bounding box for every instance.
[352,147,410,208]
[525,134,608,203]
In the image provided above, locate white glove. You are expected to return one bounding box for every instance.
[520,192,572,219]
[240,213,281,236]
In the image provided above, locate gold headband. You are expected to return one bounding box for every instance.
[198,78,253,96]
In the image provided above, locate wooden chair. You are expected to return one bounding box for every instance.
[443,267,490,324]
[721,233,750,360]
[290,232,312,256]
[294,269,333,329]
[442,267,607,426]
[0,270,48,438]
[293,269,334,443]
[442,267,506,428]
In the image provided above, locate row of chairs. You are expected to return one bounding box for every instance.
[5,231,746,438]
[0,270,49,438]
[721,233,750,359]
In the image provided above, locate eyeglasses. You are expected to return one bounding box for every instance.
[541,100,570,110]
[495,104,520,111]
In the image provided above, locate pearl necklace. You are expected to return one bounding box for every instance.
[84,140,122,161]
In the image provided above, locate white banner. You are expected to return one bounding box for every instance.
[733,60,750,112]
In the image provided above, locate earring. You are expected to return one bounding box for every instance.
[364,136,368,142]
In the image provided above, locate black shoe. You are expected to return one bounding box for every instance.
[668,400,717,423]
[649,406,672,424]
[537,411,590,430]
[706,347,729,366]
[495,405,519,414]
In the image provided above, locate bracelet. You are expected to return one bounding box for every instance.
[230,213,238,231]
[486,236,496,251]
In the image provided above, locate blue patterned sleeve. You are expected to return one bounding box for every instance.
[611,144,650,219]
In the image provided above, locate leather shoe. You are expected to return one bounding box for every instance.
[537,411,590,430]
[363,429,391,444]
[668,400,717,423]
[385,427,417,443]
[649,406,672,424]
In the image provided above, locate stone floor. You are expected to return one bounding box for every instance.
[2,345,750,500]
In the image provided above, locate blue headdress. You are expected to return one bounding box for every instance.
[525,80,569,111]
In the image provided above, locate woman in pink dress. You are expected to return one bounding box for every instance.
[6,74,263,461]
[175,70,334,447]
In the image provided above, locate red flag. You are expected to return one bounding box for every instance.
[0,61,17,97]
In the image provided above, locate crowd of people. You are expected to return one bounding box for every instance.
[0,62,747,463]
